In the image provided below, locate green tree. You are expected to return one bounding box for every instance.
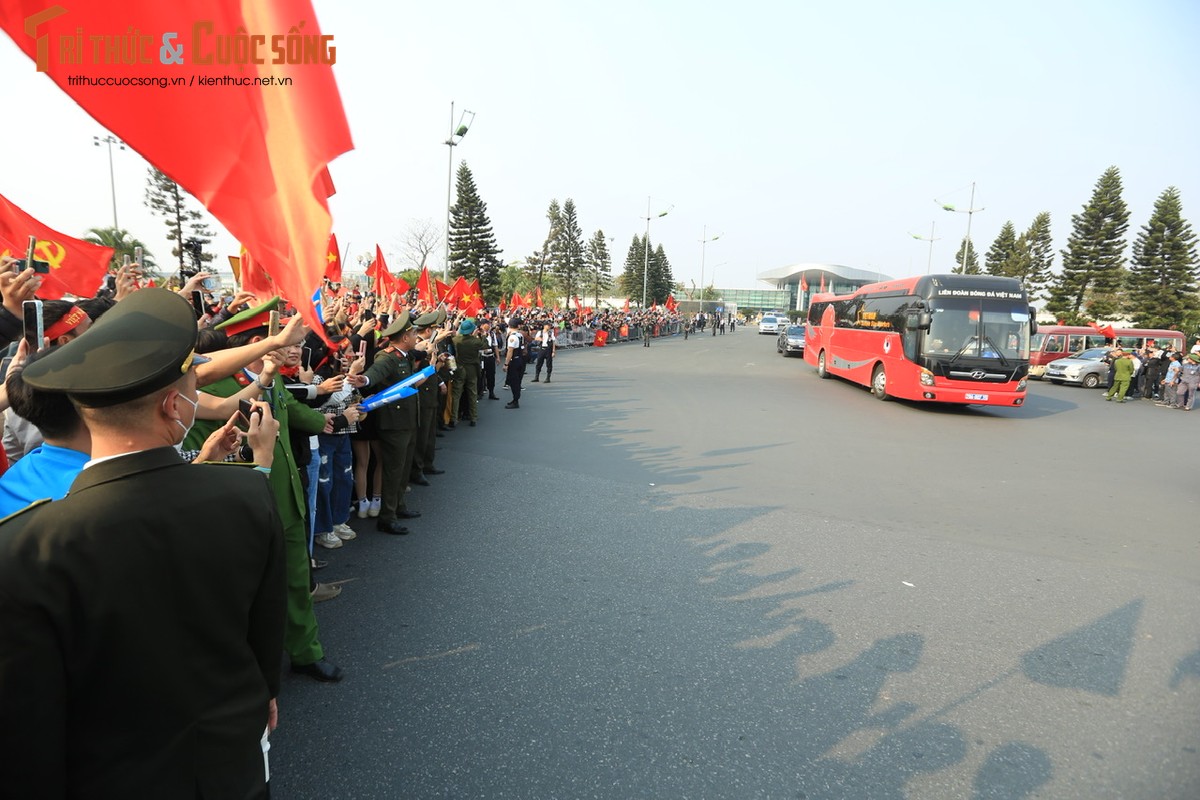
[985,222,1018,276]
[82,226,158,276]
[447,162,503,299]
[953,236,980,274]
[649,243,674,304]
[1126,186,1198,329]
[1024,212,1055,302]
[617,234,646,300]
[534,199,562,289]
[584,229,613,307]
[1046,166,1130,321]
[144,167,213,272]
[553,198,586,304]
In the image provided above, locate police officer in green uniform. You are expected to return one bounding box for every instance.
[184,298,343,682]
[410,310,447,480]
[347,311,426,534]
[451,318,485,426]
[0,289,286,797]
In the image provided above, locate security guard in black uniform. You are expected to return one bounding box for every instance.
[0,289,286,799]
[349,311,426,534]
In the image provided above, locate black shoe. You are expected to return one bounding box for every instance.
[423,468,445,475]
[544,377,551,383]
[291,658,343,682]
[376,520,409,535]
[396,509,422,519]
[469,420,476,427]
[489,394,499,400]
[437,423,451,431]
[310,558,328,571]
[533,376,540,382]
[410,476,431,487]
[505,401,519,409]
[446,422,456,430]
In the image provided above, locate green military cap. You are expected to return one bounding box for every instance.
[381,310,412,338]
[22,288,210,408]
[413,311,439,329]
[214,296,281,336]
[433,307,447,325]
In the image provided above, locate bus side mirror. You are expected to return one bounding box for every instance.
[916,312,932,330]
[1028,306,1038,335]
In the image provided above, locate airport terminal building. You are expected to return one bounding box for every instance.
[753,263,892,313]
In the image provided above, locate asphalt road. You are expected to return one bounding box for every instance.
[271,329,1200,800]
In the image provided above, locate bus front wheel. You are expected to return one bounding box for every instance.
[817,350,830,379]
[872,365,890,400]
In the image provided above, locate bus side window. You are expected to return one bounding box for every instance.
[1085,335,1107,348]
[1067,335,1086,352]
[1045,335,1065,353]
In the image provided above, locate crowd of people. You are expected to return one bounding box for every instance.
[1100,343,1200,409]
[0,257,719,797]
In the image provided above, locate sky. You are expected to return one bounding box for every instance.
[1,0,1198,294]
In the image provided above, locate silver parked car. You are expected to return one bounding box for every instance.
[758,315,786,334]
[1044,347,1111,388]
[777,324,806,356]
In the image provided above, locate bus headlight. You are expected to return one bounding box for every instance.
[1017,378,1027,391]
[919,368,935,386]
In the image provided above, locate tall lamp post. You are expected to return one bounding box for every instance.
[93,134,125,229]
[936,182,984,273]
[908,221,941,274]
[699,225,721,314]
[443,102,475,281]
[641,197,671,308]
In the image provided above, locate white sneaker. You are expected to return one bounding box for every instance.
[356,498,370,519]
[315,531,343,550]
[368,497,381,517]
[333,523,357,541]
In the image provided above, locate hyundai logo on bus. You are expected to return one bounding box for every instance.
[971,370,986,380]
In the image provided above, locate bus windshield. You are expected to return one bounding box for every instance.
[925,298,1030,361]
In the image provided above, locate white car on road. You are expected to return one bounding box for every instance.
[758,315,786,334]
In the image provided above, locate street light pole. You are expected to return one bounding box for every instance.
[641,197,670,308]
[937,182,984,273]
[909,221,941,274]
[93,134,124,229]
[443,102,474,282]
[699,225,721,314]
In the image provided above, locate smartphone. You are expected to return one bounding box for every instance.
[357,339,367,359]
[18,236,50,273]
[23,299,44,352]
[301,345,313,371]
[1,356,13,379]
[268,310,280,337]
[133,246,143,266]
[122,254,131,268]
[191,290,204,318]
[237,398,255,427]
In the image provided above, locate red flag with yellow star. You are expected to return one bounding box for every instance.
[460,278,484,316]
[0,191,112,299]
[325,233,342,284]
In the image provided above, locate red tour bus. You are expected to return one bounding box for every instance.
[1028,325,1185,377]
[804,273,1035,406]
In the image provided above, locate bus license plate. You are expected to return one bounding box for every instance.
[965,393,989,401]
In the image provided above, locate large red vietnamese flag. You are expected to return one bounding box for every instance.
[0,0,354,338]
[367,245,394,296]
[460,278,484,317]
[416,267,435,305]
[443,276,467,308]
[0,191,112,299]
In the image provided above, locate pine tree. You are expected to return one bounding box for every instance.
[552,198,586,304]
[953,236,980,274]
[534,199,562,289]
[650,244,674,304]
[447,162,503,299]
[1126,186,1199,329]
[1046,166,1129,321]
[985,222,1018,275]
[618,234,647,301]
[144,167,213,272]
[585,229,613,306]
[1024,212,1055,302]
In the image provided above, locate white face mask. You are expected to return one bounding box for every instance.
[171,390,199,449]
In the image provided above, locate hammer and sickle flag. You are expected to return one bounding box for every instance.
[0,191,112,299]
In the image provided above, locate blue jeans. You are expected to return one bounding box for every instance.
[305,444,320,551]
[315,434,353,535]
